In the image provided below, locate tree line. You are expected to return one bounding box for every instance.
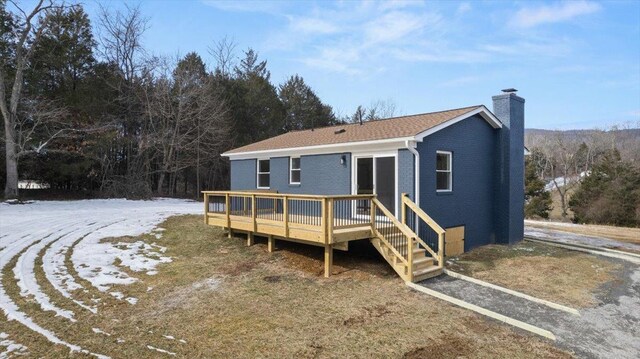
[524,127,640,227]
[1,1,395,200]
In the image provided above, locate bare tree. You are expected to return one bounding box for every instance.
[366,99,397,120]
[538,133,580,218]
[97,4,148,84]
[143,58,230,195]
[1,0,64,199]
[209,36,237,78]
[96,4,151,197]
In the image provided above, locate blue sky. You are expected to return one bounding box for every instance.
[47,1,640,129]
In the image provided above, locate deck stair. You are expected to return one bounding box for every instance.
[368,196,445,282]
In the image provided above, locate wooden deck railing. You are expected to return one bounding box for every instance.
[203,191,376,246]
[401,194,446,269]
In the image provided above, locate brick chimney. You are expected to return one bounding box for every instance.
[493,89,525,244]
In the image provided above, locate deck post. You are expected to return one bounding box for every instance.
[407,236,414,281]
[247,232,254,246]
[268,235,275,252]
[251,194,257,232]
[321,198,327,244]
[370,198,376,231]
[327,198,334,245]
[324,244,333,278]
[283,195,289,238]
[203,193,209,224]
[438,232,445,268]
[225,193,232,238]
[401,192,407,225]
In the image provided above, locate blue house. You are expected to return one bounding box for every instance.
[205,89,525,282]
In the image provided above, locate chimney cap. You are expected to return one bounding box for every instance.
[501,88,518,93]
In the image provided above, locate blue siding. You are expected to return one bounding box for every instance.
[417,114,498,251]
[230,159,256,190]
[229,153,351,195]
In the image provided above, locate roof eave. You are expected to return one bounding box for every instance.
[222,136,415,160]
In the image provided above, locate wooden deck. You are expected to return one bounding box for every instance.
[203,191,446,282]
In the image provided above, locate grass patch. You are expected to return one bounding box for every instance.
[1,215,573,358]
[447,241,622,308]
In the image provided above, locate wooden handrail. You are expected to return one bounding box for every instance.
[372,198,416,239]
[401,195,445,268]
[402,196,445,234]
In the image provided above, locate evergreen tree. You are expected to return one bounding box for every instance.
[279,74,335,131]
[569,150,640,227]
[228,48,284,145]
[524,154,552,219]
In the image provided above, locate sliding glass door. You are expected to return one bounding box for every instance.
[355,156,396,215]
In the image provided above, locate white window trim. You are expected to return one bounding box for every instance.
[436,151,452,192]
[257,158,270,189]
[289,157,301,185]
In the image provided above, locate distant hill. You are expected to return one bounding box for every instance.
[525,128,640,165]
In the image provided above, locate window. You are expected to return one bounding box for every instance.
[257,159,270,188]
[436,151,452,192]
[289,157,301,184]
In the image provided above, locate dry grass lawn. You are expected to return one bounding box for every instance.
[447,241,622,308]
[0,215,574,358]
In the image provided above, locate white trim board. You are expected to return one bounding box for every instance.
[223,137,414,160]
[443,269,580,316]
[406,282,557,341]
[414,106,501,141]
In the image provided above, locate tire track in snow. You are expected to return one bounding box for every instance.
[14,227,83,321]
[0,198,201,357]
[0,216,111,358]
[14,218,96,321]
[42,220,125,314]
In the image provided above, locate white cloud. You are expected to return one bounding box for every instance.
[201,0,285,14]
[510,1,601,28]
[364,11,434,44]
[440,75,481,87]
[378,0,425,12]
[456,2,472,15]
[289,17,340,35]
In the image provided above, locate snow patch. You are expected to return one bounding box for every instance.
[147,345,176,356]
[0,332,28,357]
[92,328,111,337]
[192,278,221,291]
[125,297,138,305]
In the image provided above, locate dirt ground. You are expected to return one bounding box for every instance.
[1,215,572,358]
[446,241,622,308]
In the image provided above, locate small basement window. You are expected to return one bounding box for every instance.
[257,159,270,189]
[436,151,452,192]
[290,157,301,184]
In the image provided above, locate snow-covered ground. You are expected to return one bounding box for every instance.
[0,198,201,357]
